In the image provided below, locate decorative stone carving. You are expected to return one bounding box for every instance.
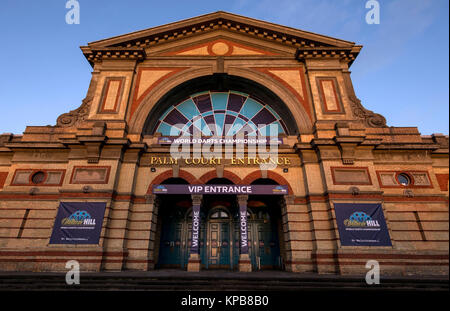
[56,96,93,128]
[349,186,360,196]
[404,189,414,198]
[56,76,97,128]
[82,185,92,193]
[343,72,386,128]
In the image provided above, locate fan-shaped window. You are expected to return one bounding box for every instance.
[210,209,230,219]
[154,91,287,136]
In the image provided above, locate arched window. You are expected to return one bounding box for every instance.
[154,91,287,136]
[234,210,252,220]
[209,209,230,219]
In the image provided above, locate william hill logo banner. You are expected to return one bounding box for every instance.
[49,202,106,244]
[334,203,392,246]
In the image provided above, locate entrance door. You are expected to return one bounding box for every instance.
[207,208,231,269]
[254,210,281,269]
[158,214,185,268]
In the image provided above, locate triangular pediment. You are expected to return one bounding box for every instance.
[84,11,357,50]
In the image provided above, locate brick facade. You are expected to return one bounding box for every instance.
[0,12,447,276]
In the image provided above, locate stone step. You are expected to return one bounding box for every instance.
[0,273,447,291]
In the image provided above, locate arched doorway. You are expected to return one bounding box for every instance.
[206,205,232,269]
[155,177,285,271]
[202,177,236,270]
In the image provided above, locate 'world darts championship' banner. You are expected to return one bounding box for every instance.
[334,203,392,247]
[49,202,106,244]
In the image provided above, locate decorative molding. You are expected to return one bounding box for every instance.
[376,170,433,189]
[330,167,372,185]
[435,174,449,191]
[70,166,111,184]
[56,75,99,128]
[81,47,146,66]
[316,77,345,114]
[97,77,125,114]
[10,169,65,187]
[84,12,356,58]
[333,136,365,165]
[349,186,360,196]
[162,38,278,56]
[295,47,362,66]
[253,67,312,120]
[56,96,93,128]
[130,67,189,120]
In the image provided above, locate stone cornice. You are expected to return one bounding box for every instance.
[81,12,359,67]
[3,142,66,149]
[295,46,362,67]
[81,47,146,66]
[375,142,440,151]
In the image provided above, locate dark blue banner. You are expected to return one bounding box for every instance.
[49,202,106,244]
[334,203,392,246]
[239,203,249,254]
[190,204,200,254]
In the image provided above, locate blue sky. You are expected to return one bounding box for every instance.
[0,0,448,135]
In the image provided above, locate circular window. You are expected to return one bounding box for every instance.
[397,173,411,186]
[31,171,46,184]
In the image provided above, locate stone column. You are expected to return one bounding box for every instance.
[237,195,252,272]
[187,194,202,272]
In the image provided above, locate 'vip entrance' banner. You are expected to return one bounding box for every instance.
[153,184,288,195]
[49,202,106,244]
[334,203,392,247]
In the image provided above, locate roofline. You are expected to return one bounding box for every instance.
[87,11,356,48]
